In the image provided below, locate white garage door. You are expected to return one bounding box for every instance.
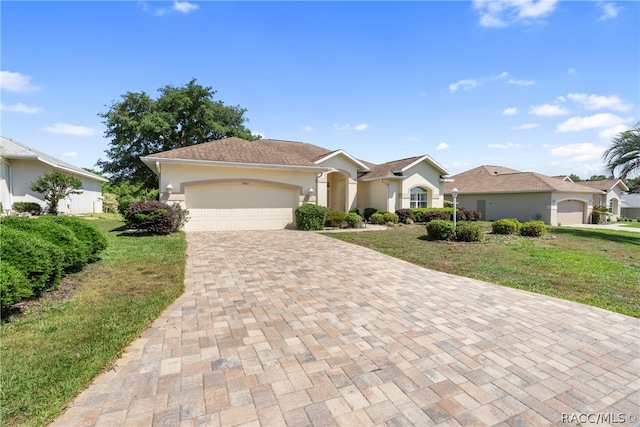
[185,182,298,231]
[557,200,584,225]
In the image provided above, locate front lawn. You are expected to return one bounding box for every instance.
[0,215,187,427]
[621,222,640,228]
[325,223,640,317]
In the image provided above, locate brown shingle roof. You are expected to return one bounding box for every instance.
[444,165,600,194]
[144,137,331,167]
[576,179,626,192]
[360,156,425,179]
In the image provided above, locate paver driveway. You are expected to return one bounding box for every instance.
[52,230,639,426]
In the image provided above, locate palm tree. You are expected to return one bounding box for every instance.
[603,123,640,179]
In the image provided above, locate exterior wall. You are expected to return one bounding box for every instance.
[357,179,393,212]
[551,192,593,225]
[622,207,640,219]
[317,154,360,212]
[3,159,103,214]
[0,160,11,210]
[453,192,555,224]
[400,162,445,209]
[160,163,318,208]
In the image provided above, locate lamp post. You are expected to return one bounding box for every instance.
[451,187,459,228]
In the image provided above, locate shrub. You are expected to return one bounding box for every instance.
[125,200,179,235]
[370,212,385,225]
[0,226,63,294]
[423,210,451,222]
[457,207,482,221]
[1,262,33,309]
[1,216,88,273]
[295,204,327,231]
[395,208,414,224]
[102,192,119,213]
[520,220,546,237]
[345,212,362,228]
[492,218,522,235]
[12,202,42,216]
[383,212,399,224]
[172,202,190,230]
[455,222,482,242]
[363,208,378,221]
[324,208,348,228]
[51,216,108,261]
[426,219,456,241]
[349,207,360,216]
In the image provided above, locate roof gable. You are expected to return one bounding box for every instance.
[359,155,449,180]
[314,150,370,171]
[577,179,629,193]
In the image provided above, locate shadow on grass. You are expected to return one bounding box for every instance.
[551,227,640,245]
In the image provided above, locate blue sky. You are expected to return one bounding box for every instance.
[2,0,638,179]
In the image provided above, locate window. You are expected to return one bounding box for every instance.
[410,187,427,208]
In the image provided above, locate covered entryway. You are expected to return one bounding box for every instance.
[326,171,348,212]
[185,181,299,231]
[557,200,585,225]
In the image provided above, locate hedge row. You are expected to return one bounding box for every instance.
[0,216,107,309]
[491,218,546,237]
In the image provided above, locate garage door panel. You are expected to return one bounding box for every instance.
[185,182,298,231]
[557,200,584,225]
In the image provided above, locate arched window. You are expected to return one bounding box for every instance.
[410,187,428,208]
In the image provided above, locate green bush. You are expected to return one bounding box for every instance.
[349,207,360,216]
[0,262,33,309]
[345,212,362,228]
[383,212,399,224]
[395,209,414,224]
[325,208,348,228]
[1,216,88,273]
[456,207,482,221]
[363,208,378,221]
[492,218,522,235]
[426,219,456,241]
[295,204,327,231]
[520,220,546,237]
[0,226,63,295]
[125,200,179,235]
[51,216,108,261]
[12,202,42,216]
[412,208,453,223]
[455,222,483,242]
[172,202,190,230]
[102,192,119,213]
[370,212,385,225]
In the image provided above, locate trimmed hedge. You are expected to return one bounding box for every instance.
[395,208,415,224]
[345,212,362,228]
[455,222,483,242]
[125,200,179,235]
[325,208,347,228]
[12,202,42,216]
[51,216,108,261]
[492,218,522,235]
[412,208,453,223]
[0,262,33,308]
[520,220,546,237]
[426,219,456,241]
[363,208,377,221]
[295,204,327,231]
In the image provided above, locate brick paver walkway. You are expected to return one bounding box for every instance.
[52,231,639,426]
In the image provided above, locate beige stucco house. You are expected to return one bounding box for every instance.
[577,179,629,221]
[141,137,450,231]
[0,136,107,214]
[443,165,605,226]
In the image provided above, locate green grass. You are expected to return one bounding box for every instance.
[0,215,187,427]
[621,222,640,228]
[325,223,640,317]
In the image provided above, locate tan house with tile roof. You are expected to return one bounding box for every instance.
[443,165,604,225]
[141,137,450,231]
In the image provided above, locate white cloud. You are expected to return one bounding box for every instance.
[354,123,368,131]
[0,102,41,113]
[566,93,632,112]
[488,142,522,149]
[494,71,509,80]
[549,143,606,162]
[449,79,477,92]
[0,71,39,92]
[502,107,518,115]
[473,0,558,28]
[555,113,632,132]
[42,123,99,136]
[62,151,78,157]
[436,142,449,151]
[508,78,535,86]
[303,126,313,132]
[567,68,576,75]
[597,2,621,21]
[529,104,570,116]
[598,124,630,140]
[333,123,368,132]
[407,135,421,142]
[512,123,539,130]
[173,1,199,14]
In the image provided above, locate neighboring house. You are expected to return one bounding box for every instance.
[141,137,450,231]
[443,165,604,225]
[0,136,108,214]
[621,193,640,219]
[577,179,629,220]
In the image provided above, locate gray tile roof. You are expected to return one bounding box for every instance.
[0,136,108,182]
[444,165,600,194]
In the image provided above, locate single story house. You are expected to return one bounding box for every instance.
[621,193,640,219]
[0,136,108,214]
[141,137,450,231]
[443,165,606,226]
[576,179,629,220]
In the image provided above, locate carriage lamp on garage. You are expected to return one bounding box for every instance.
[166,183,173,194]
[308,187,314,195]
[451,187,459,228]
